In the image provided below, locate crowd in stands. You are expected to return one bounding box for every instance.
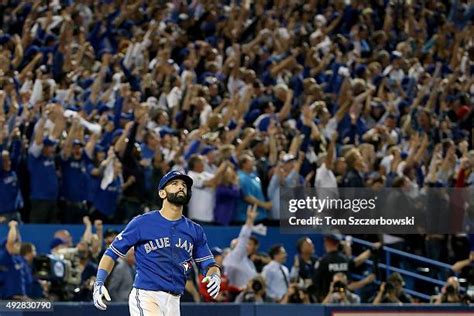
[0,0,473,305]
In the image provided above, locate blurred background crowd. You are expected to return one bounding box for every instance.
[0,0,473,306]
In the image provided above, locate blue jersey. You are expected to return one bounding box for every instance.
[28,154,58,200]
[0,170,20,214]
[60,156,89,202]
[104,211,215,294]
[92,176,123,216]
[0,240,26,299]
[86,163,100,203]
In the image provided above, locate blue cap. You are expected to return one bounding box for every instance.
[355,64,367,77]
[43,137,58,146]
[112,129,124,140]
[72,139,84,146]
[121,113,134,121]
[159,126,175,138]
[0,34,11,45]
[44,34,58,44]
[201,146,216,155]
[95,145,106,153]
[255,115,272,132]
[50,238,67,250]
[158,170,193,191]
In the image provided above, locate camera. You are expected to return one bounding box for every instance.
[33,250,82,300]
[252,279,264,293]
[446,284,457,296]
[333,281,346,293]
[33,254,81,285]
[289,285,307,304]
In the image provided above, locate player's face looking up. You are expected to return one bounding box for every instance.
[161,179,191,205]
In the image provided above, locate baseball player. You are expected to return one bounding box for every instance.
[93,170,221,315]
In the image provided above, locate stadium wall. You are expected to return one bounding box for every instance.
[0,224,325,260]
[2,303,472,316]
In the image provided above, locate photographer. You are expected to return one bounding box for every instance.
[20,242,46,299]
[373,282,402,304]
[322,273,360,305]
[452,251,474,303]
[280,283,310,304]
[434,277,463,304]
[39,217,100,300]
[71,241,98,301]
[235,275,270,303]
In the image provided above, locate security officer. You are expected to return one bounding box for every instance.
[312,234,380,302]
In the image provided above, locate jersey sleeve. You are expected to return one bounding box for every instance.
[105,216,141,260]
[192,225,215,273]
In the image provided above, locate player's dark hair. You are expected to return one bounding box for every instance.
[268,244,284,259]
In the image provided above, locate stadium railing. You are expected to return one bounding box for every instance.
[351,237,458,302]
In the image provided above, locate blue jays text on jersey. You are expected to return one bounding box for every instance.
[104,211,215,294]
[144,238,193,255]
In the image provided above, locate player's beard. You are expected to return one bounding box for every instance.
[166,190,190,205]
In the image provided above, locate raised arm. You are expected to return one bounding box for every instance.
[325,132,338,170]
[334,99,352,123]
[62,118,80,160]
[0,90,5,119]
[236,129,257,156]
[114,121,134,157]
[230,205,257,261]
[452,252,474,273]
[85,132,100,160]
[6,221,19,254]
[205,161,231,188]
[18,53,43,83]
[33,116,46,146]
[270,56,296,78]
[11,35,24,69]
[353,243,382,267]
[277,89,293,122]
[80,216,92,244]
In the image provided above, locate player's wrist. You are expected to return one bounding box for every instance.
[96,268,109,286]
[208,263,223,275]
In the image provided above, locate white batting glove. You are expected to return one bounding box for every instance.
[202,273,221,299]
[93,283,111,310]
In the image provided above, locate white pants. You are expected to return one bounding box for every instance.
[129,288,180,316]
